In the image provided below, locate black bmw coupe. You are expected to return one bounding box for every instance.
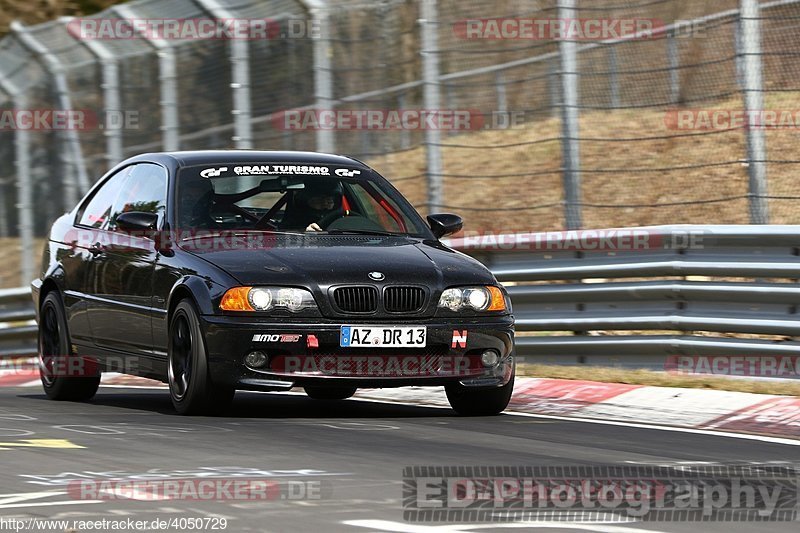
[32,151,515,415]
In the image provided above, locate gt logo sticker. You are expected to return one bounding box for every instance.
[200,167,227,178]
[252,334,301,343]
[452,330,468,349]
[335,168,361,177]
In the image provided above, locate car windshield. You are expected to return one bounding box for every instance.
[176,163,431,237]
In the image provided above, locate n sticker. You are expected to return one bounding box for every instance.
[452,330,467,349]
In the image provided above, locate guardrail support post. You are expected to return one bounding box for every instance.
[420,0,443,212]
[558,0,583,229]
[740,0,769,224]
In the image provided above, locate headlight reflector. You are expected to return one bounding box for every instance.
[438,288,463,311]
[437,286,506,312]
[465,287,490,311]
[249,288,273,311]
[220,287,316,313]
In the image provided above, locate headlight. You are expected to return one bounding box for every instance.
[437,286,506,312]
[220,287,317,312]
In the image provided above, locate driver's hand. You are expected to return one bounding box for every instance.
[306,223,322,232]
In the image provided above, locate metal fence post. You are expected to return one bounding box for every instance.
[194,0,253,149]
[495,71,507,116]
[420,0,443,212]
[559,0,582,229]
[608,46,619,108]
[740,0,769,224]
[307,1,335,154]
[0,179,7,238]
[549,57,560,118]
[667,32,680,104]
[0,73,34,284]
[113,4,180,152]
[9,96,34,285]
[71,19,124,169]
[10,21,90,208]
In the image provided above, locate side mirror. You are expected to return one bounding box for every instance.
[427,213,463,239]
[116,211,159,233]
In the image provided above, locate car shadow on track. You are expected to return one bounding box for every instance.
[19,389,454,419]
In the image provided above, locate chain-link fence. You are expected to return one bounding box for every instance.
[1,0,799,285]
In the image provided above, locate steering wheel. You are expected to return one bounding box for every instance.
[315,208,346,230]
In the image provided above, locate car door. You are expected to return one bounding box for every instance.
[85,163,167,363]
[70,166,136,347]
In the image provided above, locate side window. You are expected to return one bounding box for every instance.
[76,166,134,228]
[108,163,168,231]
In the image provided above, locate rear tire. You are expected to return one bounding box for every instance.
[445,371,514,416]
[168,300,234,415]
[38,292,100,401]
[304,385,357,400]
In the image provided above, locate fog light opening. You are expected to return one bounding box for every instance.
[245,351,268,369]
[480,349,500,367]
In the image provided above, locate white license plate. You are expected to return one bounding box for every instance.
[340,326,426,348]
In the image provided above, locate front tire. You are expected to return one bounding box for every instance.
[304,386,357,400]
[445,371,515,416]
[168,300,234,415]
[38,292,100,401]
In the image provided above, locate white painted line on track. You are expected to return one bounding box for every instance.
[506,411,800,447]
[33,385,799,446]
[340,395,800,447]
[343,519,670,533]
[0,491,104,510]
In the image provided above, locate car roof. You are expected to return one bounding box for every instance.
[127,150,369,169]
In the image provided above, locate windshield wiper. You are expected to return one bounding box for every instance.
[178,229,300,242]
[325,229,403,237]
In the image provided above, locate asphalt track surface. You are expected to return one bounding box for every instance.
[0,385,797,533]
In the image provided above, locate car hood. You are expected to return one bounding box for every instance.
[181,234,495,288]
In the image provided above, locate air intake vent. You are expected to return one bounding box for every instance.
[384,286,426,313]
[333,286,378,313]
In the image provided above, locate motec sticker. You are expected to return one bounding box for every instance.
[252,334,302,343]
[233,165,330,176]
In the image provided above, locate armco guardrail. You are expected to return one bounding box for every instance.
[0,287,37,357]
[447,224,800,370]
[4,225,800,371]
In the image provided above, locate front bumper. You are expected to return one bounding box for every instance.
[200,315,514,391]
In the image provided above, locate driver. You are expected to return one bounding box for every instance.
[179,177,217,230]
[283,180,344,232]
